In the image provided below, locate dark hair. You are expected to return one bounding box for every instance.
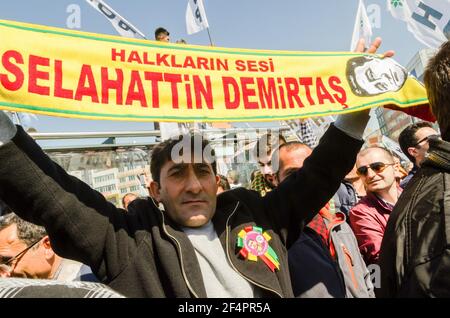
[0,213,46,246]
[346,56,373,96]
[217,175,230,191]
[424,40,450,140]
[254,132,286,160]
[154,27,169,39]
[150,134,217,184]
[398,122,434,162]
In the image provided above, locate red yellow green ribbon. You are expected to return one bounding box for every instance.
[236,226,280,272]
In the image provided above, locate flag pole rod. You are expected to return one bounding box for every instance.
[12,112,23,126]
[206,27,214,46]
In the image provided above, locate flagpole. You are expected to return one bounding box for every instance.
[12,112,22,126]
[206,28,214,46]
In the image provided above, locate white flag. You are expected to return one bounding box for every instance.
[86,0,188,140]
[350,0,373,51]
[388,0,450,48]
[85,0,146,39]
[186,0,210,35]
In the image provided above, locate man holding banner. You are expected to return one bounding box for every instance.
[0,36,394,297]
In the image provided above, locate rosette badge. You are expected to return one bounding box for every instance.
[237,226,280,272]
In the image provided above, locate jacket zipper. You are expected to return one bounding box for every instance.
[158,209,200,298]
[405,175,426,269]
[224,201,283,298]
[325,215,355,291]
[341,243,358,290]
[326,218,345,259]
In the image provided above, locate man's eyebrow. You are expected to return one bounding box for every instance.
[167,164,187,173]
[0,255,12,263]
[194,163,211,168]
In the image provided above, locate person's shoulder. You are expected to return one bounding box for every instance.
[125,197,162,226]
[217,187,261,205]
[220,186,259,198]
[350,195,370,208]
[127,197,158,213]
[349,196,377,215]
[0,278,125,298]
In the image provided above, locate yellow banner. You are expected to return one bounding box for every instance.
[0,19,428,122]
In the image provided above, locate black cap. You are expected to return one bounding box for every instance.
[155,27,169,39]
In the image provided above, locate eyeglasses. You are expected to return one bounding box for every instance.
[356,162,395,176]
[0,237,43,267]
[413,134,441,147]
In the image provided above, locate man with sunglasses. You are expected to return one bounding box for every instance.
[398,122,439,188]
[0,212,96,281]
[379,41,450,298]
[349,147,401,266]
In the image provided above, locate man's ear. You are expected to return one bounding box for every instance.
[149,181,162,202]
[215,175,220,185]
[41,236,55,260]
[393,162,401,174]
[407,146,418,159]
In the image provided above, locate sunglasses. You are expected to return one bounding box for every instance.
[0,237,43,267]
[413,134,441,147]
[356,162,395,176]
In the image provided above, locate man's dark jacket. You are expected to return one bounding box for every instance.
[378,137,450,297]
[0,125,362,298]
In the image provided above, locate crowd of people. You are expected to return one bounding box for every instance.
[0,34,448,298]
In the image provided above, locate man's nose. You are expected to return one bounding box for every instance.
[185,168,202,193]
[0,265,11,278]
[366,167,377,178]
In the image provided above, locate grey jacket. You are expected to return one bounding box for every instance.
[326,212,374,298]
[289,211,374,298]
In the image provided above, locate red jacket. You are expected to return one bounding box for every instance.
[349,191,400,265]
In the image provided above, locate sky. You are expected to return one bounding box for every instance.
[0,0,428,135]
